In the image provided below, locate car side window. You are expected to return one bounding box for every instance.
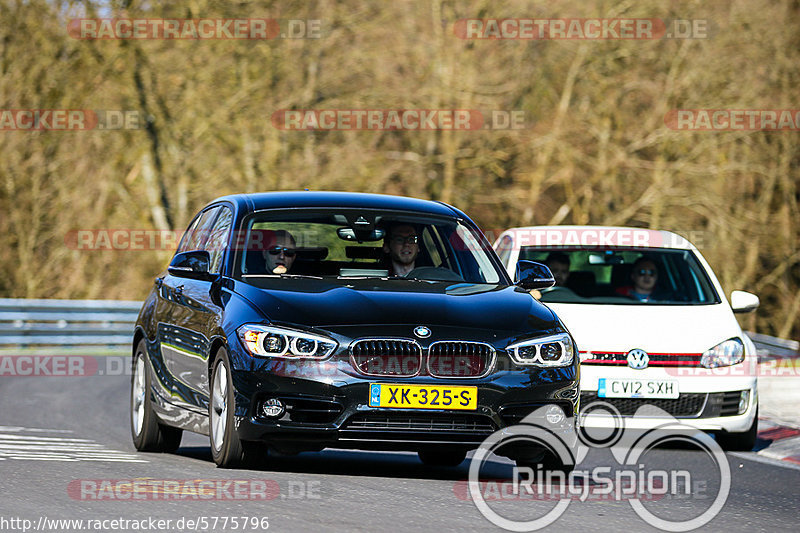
[205,207,233,274]
[494,235,513,267]
[176,213,203,254]
[184,206,221,252]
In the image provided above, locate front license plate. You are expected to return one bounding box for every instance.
[368,383,478,410]
[598,378,679,399]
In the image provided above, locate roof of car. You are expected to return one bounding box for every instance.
[210,191,463,217]
[498,225,696,250]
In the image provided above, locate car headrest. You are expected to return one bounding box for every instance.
[611,264,634,287]
[566,271,596,296]
[244,250,267,274]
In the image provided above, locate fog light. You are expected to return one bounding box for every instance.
[738,391,750,415]
[262,398,285,418]
[546,405,565,425]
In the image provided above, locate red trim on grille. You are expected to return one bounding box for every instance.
[579,351,704,367]
[579,351,704,356]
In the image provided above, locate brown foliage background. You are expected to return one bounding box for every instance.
[0,0,798,339]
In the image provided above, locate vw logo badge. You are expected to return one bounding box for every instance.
[414,326,431,338]
[627,349,649,370]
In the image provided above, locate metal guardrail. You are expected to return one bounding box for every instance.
[746,331,800,359]
[0,298,140,348]
[0,299,797,360]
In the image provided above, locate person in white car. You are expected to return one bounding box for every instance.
[545,252,572,287]
[616,256,659,301]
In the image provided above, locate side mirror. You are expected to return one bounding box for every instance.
[515,260,555,291]
[731,290,759,314]
[168,250,215,281]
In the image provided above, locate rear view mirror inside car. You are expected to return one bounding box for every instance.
[588,252,624,265]
[337,227,385,242]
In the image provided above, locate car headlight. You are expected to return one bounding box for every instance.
[237,325,337,359]
[701,338,744,368]
[506,333,575,367]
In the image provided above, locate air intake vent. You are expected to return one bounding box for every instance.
[580,392,707,417]
[720,391,744,417]
[344,412,496,434]
[350,339,422,377]
[254,396,343,424]
[428,341,495,378]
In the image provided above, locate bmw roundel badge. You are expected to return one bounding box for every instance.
[414,326,431,338]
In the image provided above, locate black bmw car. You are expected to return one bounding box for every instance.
[131,191,579,468]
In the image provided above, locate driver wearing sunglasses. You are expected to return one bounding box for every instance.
[616,256,659,302]
[263,230,297,274]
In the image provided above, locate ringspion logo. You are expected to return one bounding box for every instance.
[467,404,730,531]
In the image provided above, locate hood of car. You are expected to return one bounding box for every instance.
[545,301,743,355]
[232,278,557,333]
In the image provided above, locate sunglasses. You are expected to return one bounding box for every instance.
[390,235,419,245]
[267,246,296,257]
[635,269,657,276]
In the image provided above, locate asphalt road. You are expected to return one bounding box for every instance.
[0,366,798,533]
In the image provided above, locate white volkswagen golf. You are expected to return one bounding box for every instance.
[493,226,760,450]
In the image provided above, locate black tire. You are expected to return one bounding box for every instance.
[716,407,758,452]
[130,340,182,452]
[209,348,267,468]
[418,448,467,467]
[209,349,244,467]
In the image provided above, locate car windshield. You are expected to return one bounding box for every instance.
[234,209,503,285]
[519,247,720,305]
